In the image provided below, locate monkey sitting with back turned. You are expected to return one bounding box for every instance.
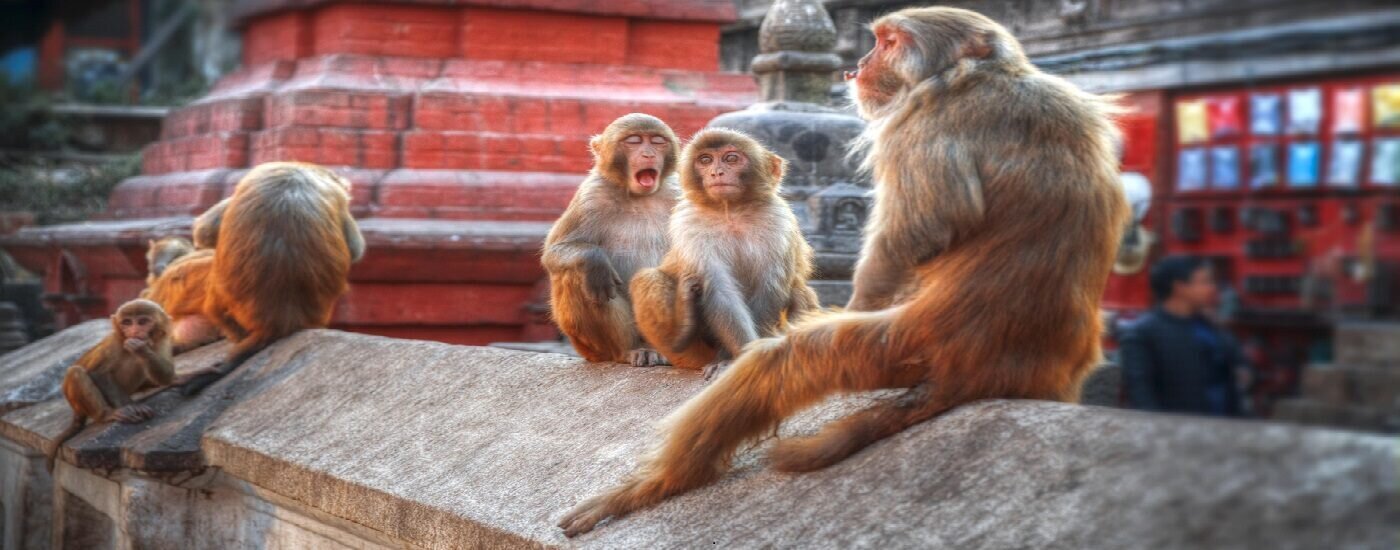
[630,127,819,377]
[47,299,176,471]
[542,113,682,367]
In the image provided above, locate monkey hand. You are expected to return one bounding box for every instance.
[703,360,732,381]
[124,338,150,354]
[111,404,155,424]
[585,262,624,305]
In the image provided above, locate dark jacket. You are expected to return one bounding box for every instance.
[1119,308,1246,416]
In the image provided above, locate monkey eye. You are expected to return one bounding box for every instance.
[624,135,643,145]
[137,318,150,326]
[723,153,741,164]
[697,154,713,165]
[121,318,133,326]
[649,136,667,145]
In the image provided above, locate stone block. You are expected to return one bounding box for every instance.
[1298,364,1400,408]
[141,133,250,174]
[105,169,231,218]
[264,90,412,130]
[375,169,578,221]
[249,127,398,168]
[159,97,264,140]
[627,20,721,71]
[1335,322,1400,366]
[1272,398,1399,433]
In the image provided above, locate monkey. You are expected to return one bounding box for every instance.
[191,198,226,249]
[144,249,222,353]
[47,299,175,472]
[629,128,819,377]
[542,113,681,368]
[178,162,366,395]
[143,237,195,287]
[558,7,1129,536]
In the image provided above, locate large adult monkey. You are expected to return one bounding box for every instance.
[543,113,680,367]
[630,128,818,375]
[145,249,222,353]
[559,7,1128,536]
[179,162,366,395]
[47,299,175,471]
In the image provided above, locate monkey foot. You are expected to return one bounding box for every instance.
[111,404,155,424]
[627,349,669,367]
[702,360,732,381]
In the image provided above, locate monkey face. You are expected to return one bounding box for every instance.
[694,145,751,201]
[119,314,156,341]
[850,26,908,118]
[616,133,671,195]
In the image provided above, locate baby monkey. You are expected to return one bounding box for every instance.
[47,299,176,471]
[631,128,818,377]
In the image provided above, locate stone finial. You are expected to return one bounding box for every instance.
[751,0,843,104]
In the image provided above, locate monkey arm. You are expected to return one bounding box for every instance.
[849,143,985,311]
[136,346,177,387]
[90,371,131,408]
[192,198,229,249]
[670,273,702,350]
[544,241,622,304]
[698,269,760,357]
[343,215,366,263]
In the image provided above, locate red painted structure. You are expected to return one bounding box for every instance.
[3,0,755,345]
[1104,74,1400,408]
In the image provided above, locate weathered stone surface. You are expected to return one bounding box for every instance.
[1335,322,1400,366]
[1298,363,1400,408]
[3,330,1396,547]
[0,320,108,414]
[1272,398,1400,433]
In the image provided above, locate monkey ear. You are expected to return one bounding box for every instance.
[768,153,787,184]
[588,135,604,158]
[961,31,994,60]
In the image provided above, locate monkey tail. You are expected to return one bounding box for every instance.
[46,415,87,473]
[178,332,275,396]
[768,383,963,472]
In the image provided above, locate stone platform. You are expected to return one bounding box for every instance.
[0,323,1395,548]
[1272,322,1400,433]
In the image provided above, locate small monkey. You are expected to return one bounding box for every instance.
[560,7,1128,536]
[630,128,818,376]
[179,162,366,395]
[543,113,681,367]
[47,299,175,471]
[144,237,195,287]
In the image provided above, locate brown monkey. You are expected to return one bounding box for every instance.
[145,249,222,353]
[559,7,1128,536]
[543,113,680,367]
[630,128,818,376]
[143,237,195,287]
[191,198,226,249]
[179,162,366,395]
[47,299,175,471]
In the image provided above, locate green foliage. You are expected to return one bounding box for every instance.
[0,155,140,224]
[0,78,69,150]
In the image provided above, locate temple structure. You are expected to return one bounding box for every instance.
[1,0,756,345]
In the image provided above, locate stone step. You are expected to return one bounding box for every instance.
[1271,398,1399,433]
[1297,364,1400,408]
[1335,322,1400,365]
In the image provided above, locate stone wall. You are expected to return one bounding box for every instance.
[0,324,1395,548]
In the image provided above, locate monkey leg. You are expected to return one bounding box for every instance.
[630,268,716,371]
[560,309,914,537]
[767,383,966,473]
[551,271,634,363]
[61,366,113,421]
[172,315,222,354]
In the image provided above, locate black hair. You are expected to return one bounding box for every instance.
[1149,255,1208,302]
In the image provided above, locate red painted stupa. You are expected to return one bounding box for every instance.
[3,0,756,345]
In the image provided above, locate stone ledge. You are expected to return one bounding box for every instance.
[1,327,1396,547]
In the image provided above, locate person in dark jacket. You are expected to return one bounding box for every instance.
[1120,255,1248,417]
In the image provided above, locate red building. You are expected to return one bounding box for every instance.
[2,0,756,345]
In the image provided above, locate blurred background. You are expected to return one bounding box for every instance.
[0,0,1396,432]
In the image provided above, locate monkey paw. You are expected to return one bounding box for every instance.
[627,349,669,367]
[702,360,732,381]
[112,404,155,424]
[559,492,628,538]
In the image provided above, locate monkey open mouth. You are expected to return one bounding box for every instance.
[635,169,659,189]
